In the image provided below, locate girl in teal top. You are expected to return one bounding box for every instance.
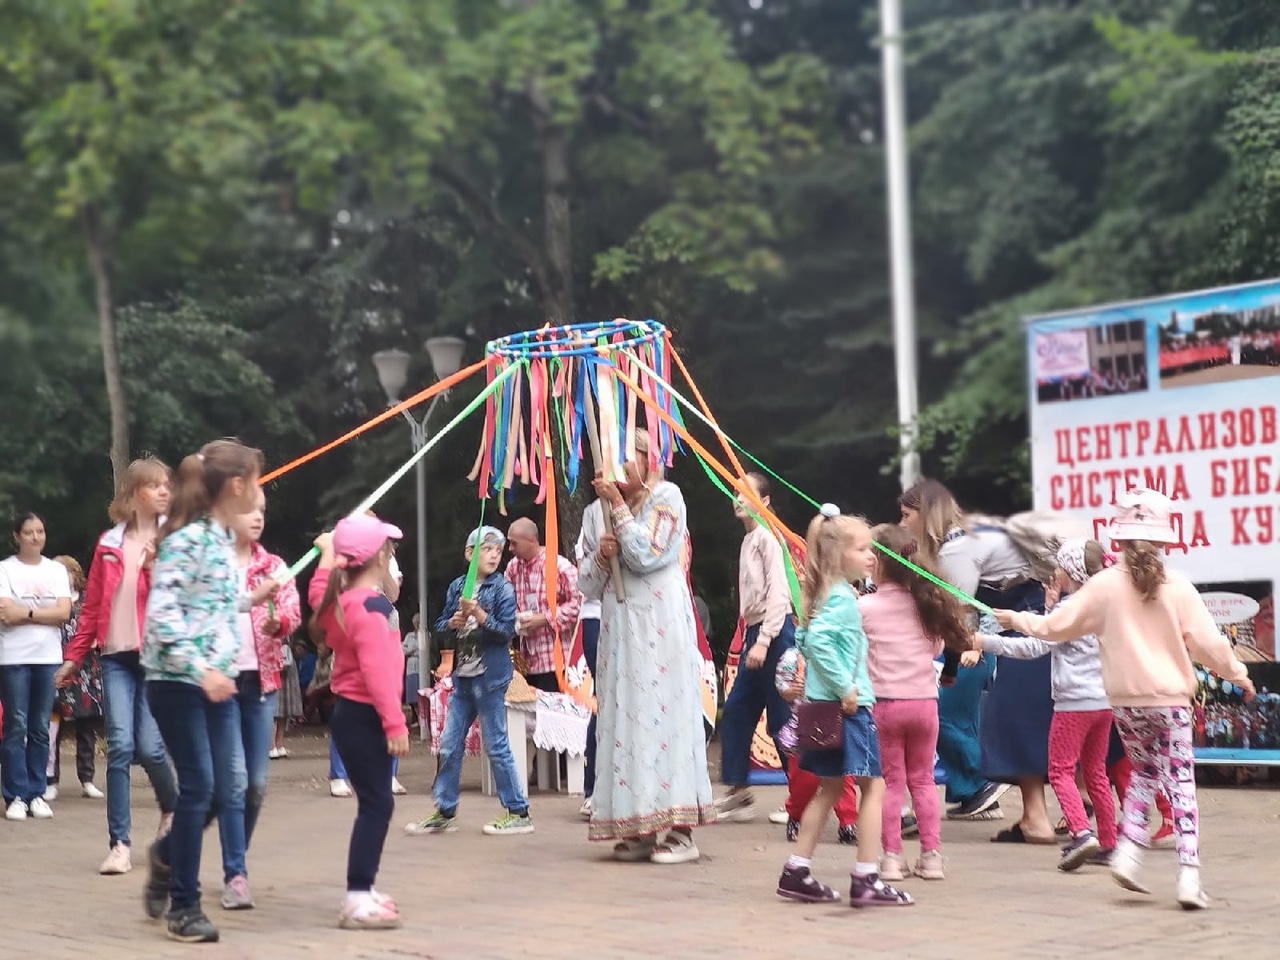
[775,505,913,909]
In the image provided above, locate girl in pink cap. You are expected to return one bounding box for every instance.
[311,514,409,930]
[995,488,1255,910]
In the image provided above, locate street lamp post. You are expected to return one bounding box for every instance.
[372,336,466,734]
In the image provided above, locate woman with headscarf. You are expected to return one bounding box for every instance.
[581,429,717,864]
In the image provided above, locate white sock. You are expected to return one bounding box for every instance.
[786,855,811,870]
[854,861,877,876]
[345,890,372,908]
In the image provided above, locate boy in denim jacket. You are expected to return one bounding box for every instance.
[403,526,532,836]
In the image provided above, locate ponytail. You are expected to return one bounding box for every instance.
[161,439,263,541]
[1122,540,1166,603]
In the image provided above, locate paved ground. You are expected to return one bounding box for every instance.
[8,729,1280,960]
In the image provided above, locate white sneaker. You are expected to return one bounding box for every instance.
[1110,837,1148,894]
[99,842,133,875]
[330,779,353,798]
[767,807,789,825]
[81,782,105,800]
[714,792,756,822]
[579,797,593,820]
[268,747,282,759]
[42,785,58,802]
[5,799,28,821]
[391,777,407,796]
[28,797,54,820]
[1176,866,1210,910]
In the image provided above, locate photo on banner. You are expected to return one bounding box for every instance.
[1026,277,1280,765]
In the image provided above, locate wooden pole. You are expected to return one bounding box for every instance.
[582,383,626,602]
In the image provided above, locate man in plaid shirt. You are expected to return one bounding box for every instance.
[504,518,582,693]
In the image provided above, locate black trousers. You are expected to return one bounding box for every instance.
[51,717,103,786]
[331,698,395,892]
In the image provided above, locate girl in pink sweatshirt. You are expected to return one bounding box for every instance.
[995,489,1254,911]
[861,524,972,882]
[310,515,409,930]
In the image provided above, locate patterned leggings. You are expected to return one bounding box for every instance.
[1113,706,1198,866]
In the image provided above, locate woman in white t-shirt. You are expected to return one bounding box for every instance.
[0,511,72,821]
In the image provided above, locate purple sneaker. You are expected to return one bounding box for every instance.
[1087,847,1114,867]
[776,865,839,903]
[849,872,914,907]
[1058,832,1101,873]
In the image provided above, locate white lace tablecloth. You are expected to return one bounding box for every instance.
[529,691,591,757]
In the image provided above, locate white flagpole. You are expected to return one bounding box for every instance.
[880,0,921,491]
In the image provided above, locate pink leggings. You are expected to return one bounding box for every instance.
[873,699,940,854]
[1048,709,1116,848]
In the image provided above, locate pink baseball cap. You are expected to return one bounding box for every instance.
[333,514,403,567]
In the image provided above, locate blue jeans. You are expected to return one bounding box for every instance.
[217,671,275,880]
[433,674,528,816]
[331,697,395,891]
[102,653,178,848]
[147,680,247,911]
[0,663,58,804]
[936,653,995,803]
[719,620,795,787]
[330,735,397,781]
[581,618,599,798]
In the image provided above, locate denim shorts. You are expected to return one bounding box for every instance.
[798,706,882,779]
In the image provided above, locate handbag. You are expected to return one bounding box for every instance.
[795,699,844,751]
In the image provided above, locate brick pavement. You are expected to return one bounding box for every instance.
[6,730,1279,960]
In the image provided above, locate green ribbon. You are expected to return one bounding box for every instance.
[461,497,488,601]
[279,359,525,584]
[623,349,993,617]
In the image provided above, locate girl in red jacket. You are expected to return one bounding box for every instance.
[310,515,409,930]
[56,457,178,877]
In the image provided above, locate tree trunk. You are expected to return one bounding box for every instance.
[541,124,573,325]
[81,205,129,485]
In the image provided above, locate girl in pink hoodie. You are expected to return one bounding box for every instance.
[310,515,409,931]
[995,489,1254,911]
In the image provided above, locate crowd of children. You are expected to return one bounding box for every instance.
[0,422,1256,942]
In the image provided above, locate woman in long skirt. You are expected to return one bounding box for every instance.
[580,430,716,864]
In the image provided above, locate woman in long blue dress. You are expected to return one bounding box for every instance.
[580,430,716,864]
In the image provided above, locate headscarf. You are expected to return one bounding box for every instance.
[1056,538,1091,586]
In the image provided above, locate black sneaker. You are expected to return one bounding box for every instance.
[785,819,800,842]
[165,906,219,943]
[901,814,919,838]
[837,823,858,845]
[144,841,171,920]
[776,864,839,903]
[1059,831,1102,872]
[946,782,1009,820]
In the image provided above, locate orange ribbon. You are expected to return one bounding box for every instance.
[261,356,493,484]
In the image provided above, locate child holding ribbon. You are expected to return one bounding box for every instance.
[403,526,531,837]
[310,515,410,930]
[862,524,971,882]
[994,489,1255,910]
[971,539,1116,872]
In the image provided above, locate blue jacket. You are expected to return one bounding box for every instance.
[435,571,517,693]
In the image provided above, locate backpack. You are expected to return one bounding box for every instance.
[967,511,1092,584]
